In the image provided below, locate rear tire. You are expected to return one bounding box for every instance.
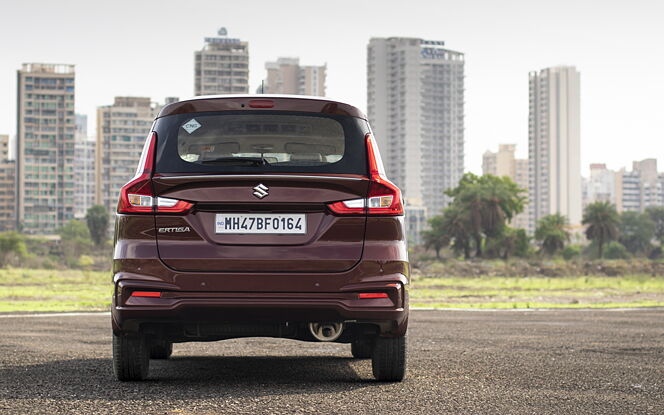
[150,341,173,360]
[113,333,149,381]
[351,339,373,359]
[371,335,406,382]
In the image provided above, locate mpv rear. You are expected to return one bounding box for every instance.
[111,95,409,381]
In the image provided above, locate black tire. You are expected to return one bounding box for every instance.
[112,333,149,381]
[371,335,406,382]
[150,341,173,360]
[351,339,373,359]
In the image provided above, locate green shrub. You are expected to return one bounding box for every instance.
[0,232,28,267]
[562,244,581,260]
[603,241,630,259]
[77,255,95,268]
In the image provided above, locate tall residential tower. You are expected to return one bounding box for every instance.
[528,66,581,231]
[194,28,249,96]
[74,114,95,219]
[0,134,15,231]
[16,63,76,234]
[367,37,465,243]
[262,57,326,96]
[96,97,160,219]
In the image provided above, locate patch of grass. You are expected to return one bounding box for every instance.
[1,268,663,312]
[0,269,111,312]
[410,274,664,309]
[411,301,664,309]
[412,275,664,292]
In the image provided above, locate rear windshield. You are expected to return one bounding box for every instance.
[154,111,369,175]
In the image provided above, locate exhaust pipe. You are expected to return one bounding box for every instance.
[308,322,344,342]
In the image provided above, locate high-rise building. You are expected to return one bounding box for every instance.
[584,163,616,207]
[194,28,249,96]
[528,66,581,231]
[0,134,16,232]
[483,144,519,178]
[74,114,95,219]
[615,168,642,212]
[299,64,326,97]
[367,37,465,243]
[627,159,662,211]
[262,57,326,96]
[482,144,529,229]
[16,63,76,234]
[584,159,664,213]
[96,97,161,219]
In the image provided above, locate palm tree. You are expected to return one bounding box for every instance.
[423,216,450,260]
[479,175,527,232]
[446,174,484,256]
[535,214,570,255]
[443,205,471,259]
[421,205,473,260]
[583,201,620,258]
[441,205,472,259]
[445,173,526,257]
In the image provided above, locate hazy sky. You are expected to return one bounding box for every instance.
[1,0,662,174]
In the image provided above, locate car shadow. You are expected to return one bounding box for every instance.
[1,355,379,401]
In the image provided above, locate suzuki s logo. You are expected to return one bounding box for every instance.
[253,183,269,199]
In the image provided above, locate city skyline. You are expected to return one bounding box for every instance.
[0,0,662,175]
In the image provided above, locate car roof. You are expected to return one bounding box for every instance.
[158,94,367,120]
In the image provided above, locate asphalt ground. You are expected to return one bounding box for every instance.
[0,309,662,414]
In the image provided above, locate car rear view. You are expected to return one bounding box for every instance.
[111,95,409,382]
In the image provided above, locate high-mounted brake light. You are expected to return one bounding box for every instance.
[327,133,404,216]
[117,132,193,214]
[358,292,389,299]
[249,100,274,108]
[130,291,161,298]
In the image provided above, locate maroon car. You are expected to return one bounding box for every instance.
[111,95,409,382]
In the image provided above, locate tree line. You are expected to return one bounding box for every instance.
[423,173,664,260]
[0,205,109,268]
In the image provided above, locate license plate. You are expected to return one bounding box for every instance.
[215,213,306,234]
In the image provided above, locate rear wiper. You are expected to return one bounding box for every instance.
[200,156,271,166]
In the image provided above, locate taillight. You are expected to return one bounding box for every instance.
[118,175,154,213]
[327,133,403,216]
[117,131,193,214]
[156,197,193,213]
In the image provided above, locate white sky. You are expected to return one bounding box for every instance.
[0,0,662,174]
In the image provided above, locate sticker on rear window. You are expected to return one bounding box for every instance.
[182,118,202,134]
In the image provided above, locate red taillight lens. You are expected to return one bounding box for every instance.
[366,133,403,215]
[117,131,193,214]
[130,291,161,298]
[327,133,403,216]
[358,292,389,299]
[118,182,193,214]
[118,175,154,214]
[249,100,274,108]
[327,198,365,215]
[136,131,156,175]
[156,197,193,213]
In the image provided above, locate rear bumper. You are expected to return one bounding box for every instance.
[112,283,409,339]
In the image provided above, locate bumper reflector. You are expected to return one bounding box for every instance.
[358,292,388,299]
[131,291,161,298]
